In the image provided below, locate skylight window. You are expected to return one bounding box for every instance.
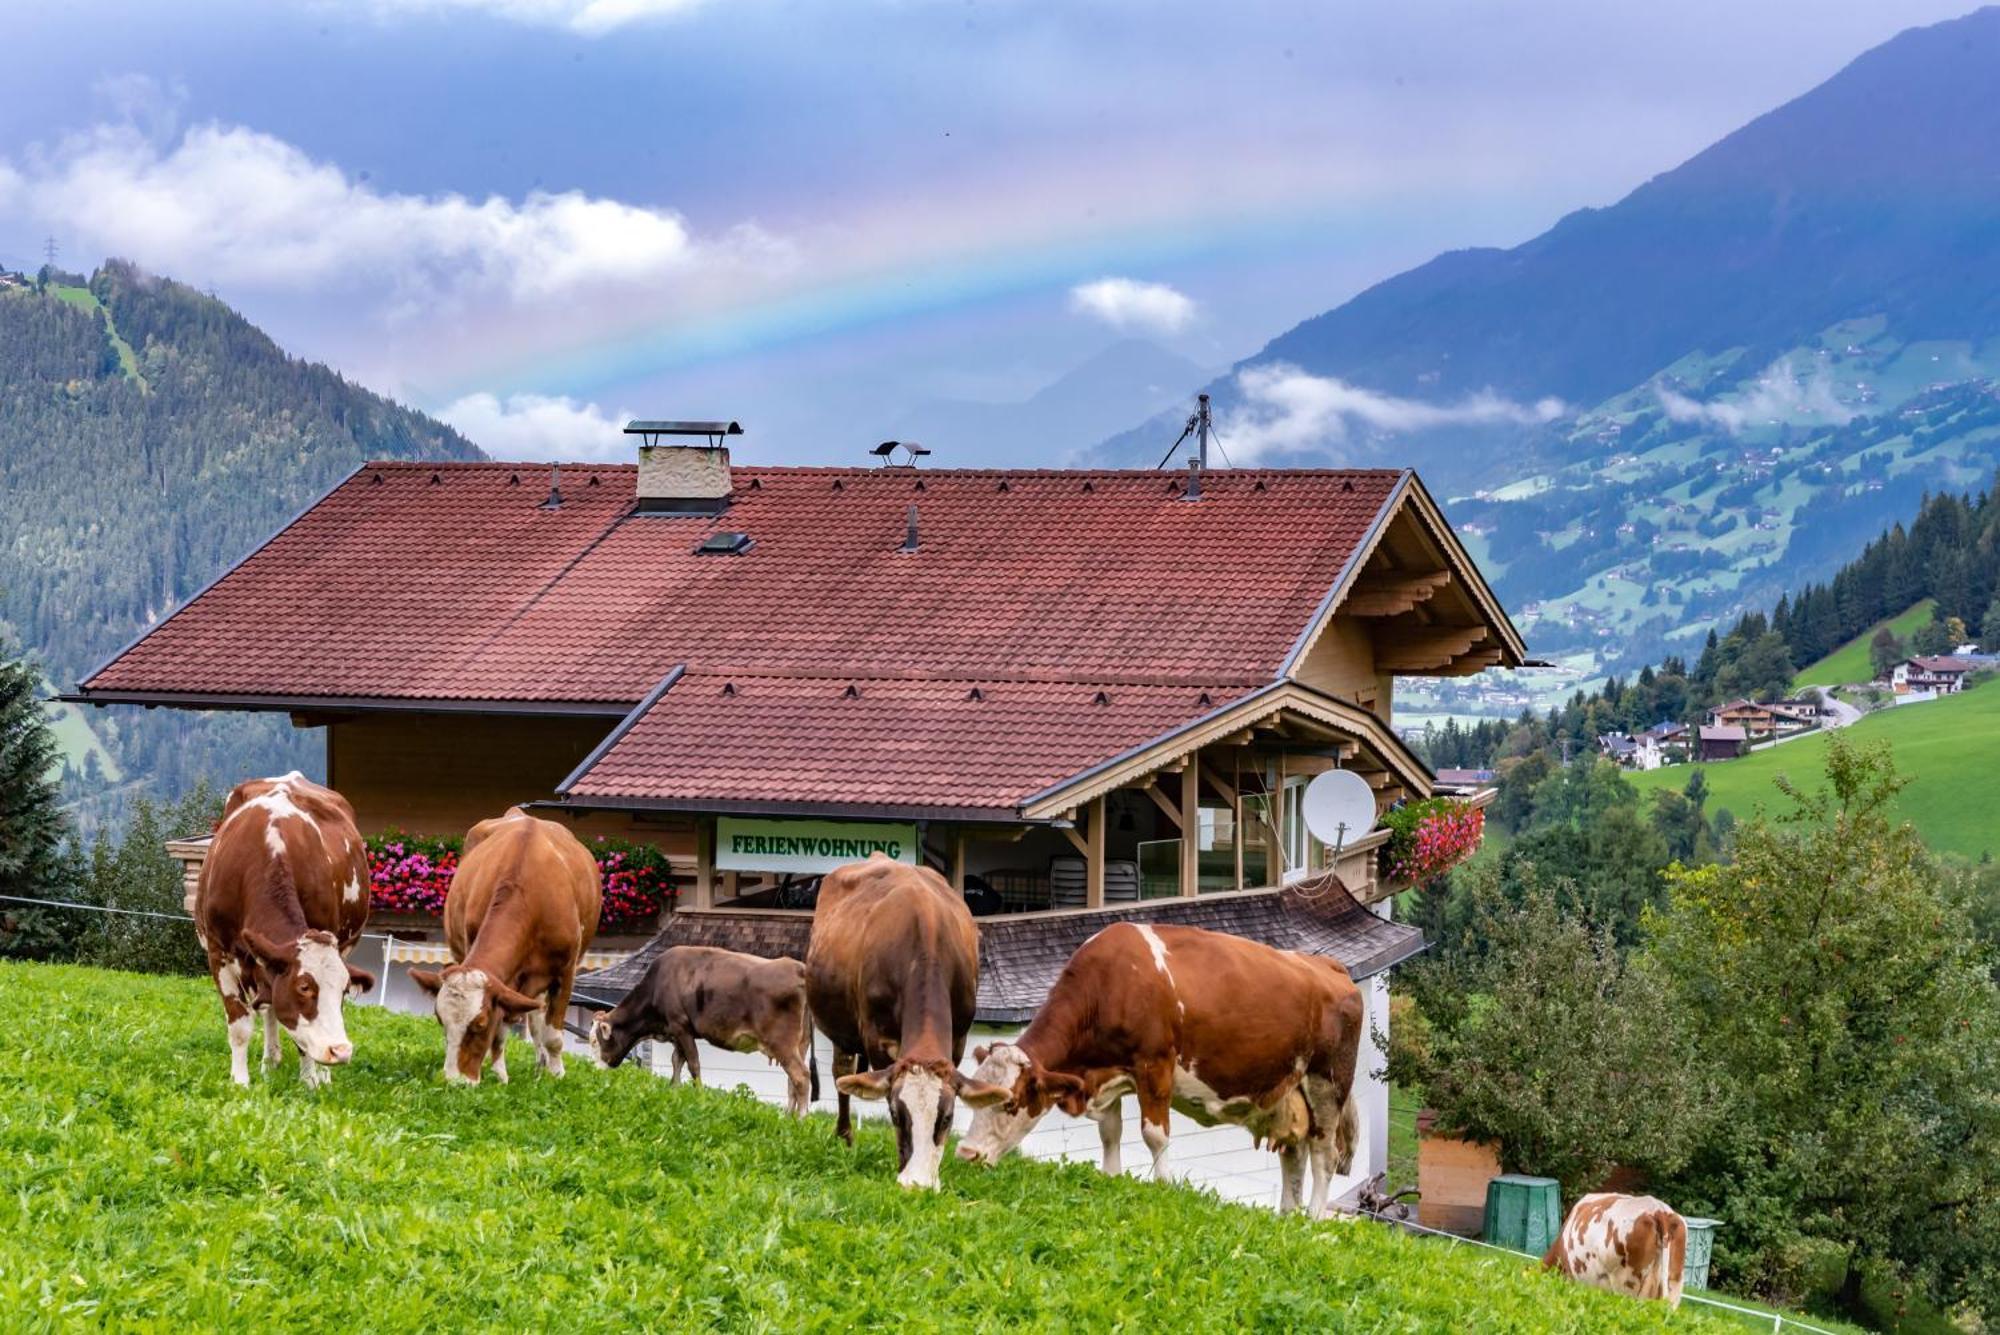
[695,532,754,555]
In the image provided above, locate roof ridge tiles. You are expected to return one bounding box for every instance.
[674,667,1270,689]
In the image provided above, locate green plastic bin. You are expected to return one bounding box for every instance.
[1483,1174,1562,1255]
[1681,1217,1721,1291]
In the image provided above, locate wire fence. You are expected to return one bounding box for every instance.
[6,893,1841,1331]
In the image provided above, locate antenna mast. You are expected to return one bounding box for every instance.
[1155,392,1217,470]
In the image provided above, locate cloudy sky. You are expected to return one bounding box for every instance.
[0,0,1980,464]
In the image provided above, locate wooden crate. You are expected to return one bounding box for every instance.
[1416,1111,1502,1236]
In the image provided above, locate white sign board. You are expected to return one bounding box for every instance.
[715,817,919,874]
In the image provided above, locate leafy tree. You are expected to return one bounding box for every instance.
[1390,863,1717,1199]
[1648,737,2000,1318]
[1506,758,1671,946]
[0,639,69,958]
[1868,626,1904,680]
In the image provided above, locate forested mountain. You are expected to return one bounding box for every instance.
[1100,8,2000,675]
[0,261,482,822]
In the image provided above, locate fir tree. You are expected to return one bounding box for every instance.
[0,640,67,906]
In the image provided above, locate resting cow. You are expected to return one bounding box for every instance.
[957,922,1364,1215]
[804,855,1009,1189]
[410,808,601,1085]
[194,772,375,1087]
[1544,1193,1688,1309]
[589,945,820,1115]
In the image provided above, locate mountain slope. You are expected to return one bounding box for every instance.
[0,261,482,815]
[1101,7,2000,689]
[1222,6,2000,409]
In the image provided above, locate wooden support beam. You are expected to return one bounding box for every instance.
[1375,625,1488,671]
[1085,796,1106,909]
[1144,781,1182,828]
[1231,752,1245,891]
[1213,728,1255,749]
[1179,762,1199,897]
[1345,570,1452,616]
[691,818,715,910]
[1200,762,1239,806]
[949,828,967,895]
[1433,647,1506,677]
[1056,821,1089,859]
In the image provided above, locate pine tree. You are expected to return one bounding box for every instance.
[0,640,67,903]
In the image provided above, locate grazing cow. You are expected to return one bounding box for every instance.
[194,772,376,1088]
[589,945,820,1115]
[409,808,601,1085]
[804,855,1009,1189]
[957,922,1364,1215]
[1544,1194,1688,1309]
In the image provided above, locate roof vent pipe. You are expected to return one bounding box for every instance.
[901,504,920,552]
[1181,457,1203,502]
[539,463,563,510]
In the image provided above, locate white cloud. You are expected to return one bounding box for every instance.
[1655,356,1856,434]
[439,392,633,462]
[2,121,788,308]
[354,0,710,34]
[1067,277,1197,336]
[1219,363,1566,461]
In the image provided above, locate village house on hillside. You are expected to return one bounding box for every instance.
[67,426,1528,1202]
[1892,653,1995,696]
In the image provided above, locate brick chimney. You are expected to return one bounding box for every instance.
[627,420,740,514]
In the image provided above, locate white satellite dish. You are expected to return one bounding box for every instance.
[1301,769,1377,854]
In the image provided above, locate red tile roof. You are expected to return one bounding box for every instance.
[84,462,1405,704]
[563,671,1253,816]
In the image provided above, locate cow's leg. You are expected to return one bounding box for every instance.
[833,1049,859,1145]
[297,1042,327,1090]
[224,999,254,1088]
[262,1009,283,1071]
[1278,1143,1307,1214]
[538,977,573,1077]
[1136,1063,1174,1181]
[775,1045,810,1118]
[489,1022,510,1085]
[1302,1075,1348,1216]
[669,1028,702,1086]
[1092,1099,1124,1176]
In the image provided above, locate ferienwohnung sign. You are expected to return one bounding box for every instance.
[714,817,919,875]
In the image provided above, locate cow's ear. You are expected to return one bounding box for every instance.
[408,969,445,995]
[972,1044,991,1063]
[836,1069,892,1101]
[491,980,543,1019]
[239,926,292,967]
[954,1075,1012,1109]
[344,964,377,996]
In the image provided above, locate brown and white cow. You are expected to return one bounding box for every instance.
[957,922,1364,1215]
[195,772,376,1088]
[1544,1193,1688,1309]
[409,808,601,1085]
[588,945,820,1115]
[805,855,1009,1189]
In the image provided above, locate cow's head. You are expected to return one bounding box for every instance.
[240,927,372,1067]
[588,1007,643,1069]
[955,1042,1090,1166]
[408,965,542,1084]
[836,1057,1010,1189]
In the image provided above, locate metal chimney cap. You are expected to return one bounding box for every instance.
[624,420,743,436]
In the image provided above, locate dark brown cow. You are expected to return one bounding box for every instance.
[588,945,820,1115]
[1544,1193,1688,1309]
[195,772,376,1087]
[805,855,1009,1189]
[410,808,601,1085]
[957,922,1364,1214]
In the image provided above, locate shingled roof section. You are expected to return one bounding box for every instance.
[81,463,1404,705]
[571,886,1424,1024]
[561,671,1253,817]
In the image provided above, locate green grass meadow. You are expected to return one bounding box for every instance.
[1793,600,1934,689]
[1630,683,2000,859]
[0,962,1731,1332]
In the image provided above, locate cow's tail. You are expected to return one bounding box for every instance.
[803,996,821,1102]
[1334,1066,1362,1175]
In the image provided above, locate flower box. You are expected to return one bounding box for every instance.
[365,831,679,932]
[1378,797,1485,887]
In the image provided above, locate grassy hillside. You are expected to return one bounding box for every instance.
[1631,684,2000,859]
[1794,600,1935,689]
[0,963,1724,1331]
